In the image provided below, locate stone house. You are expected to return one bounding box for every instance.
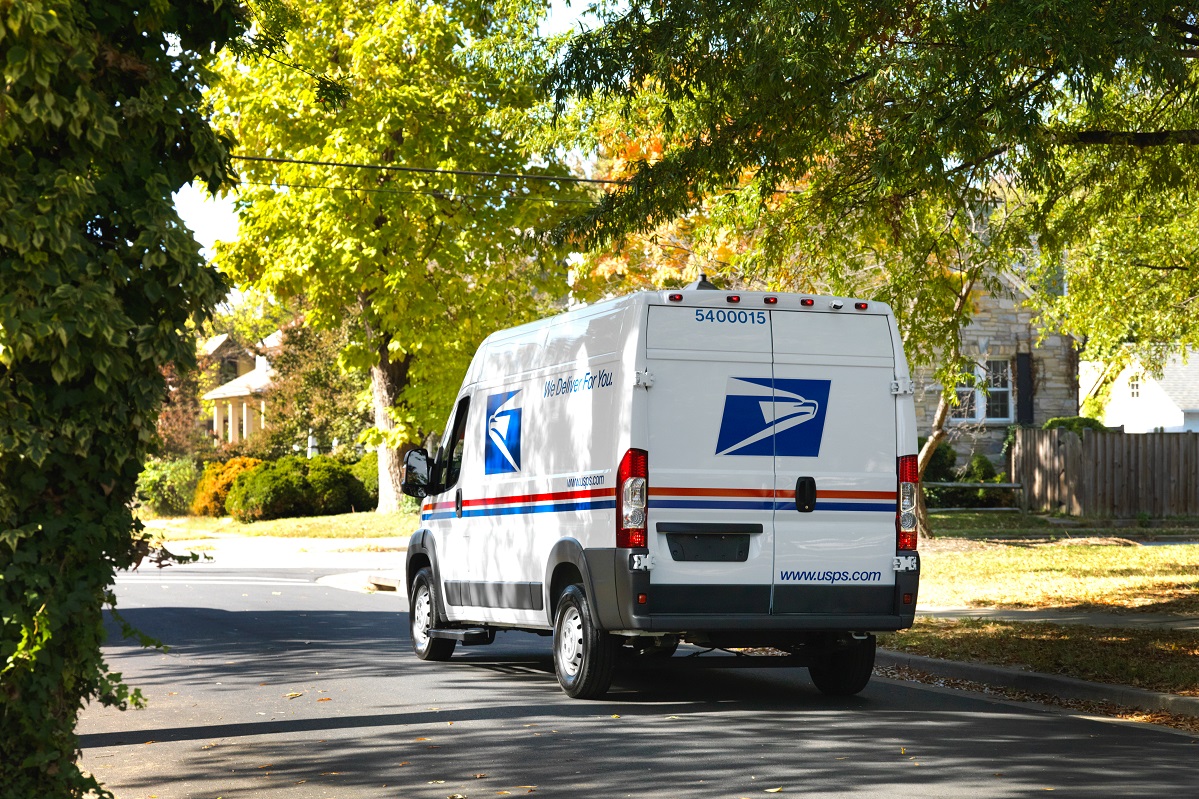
[912,272,1079,468]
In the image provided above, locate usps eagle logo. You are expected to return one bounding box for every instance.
[485,390,523,474]
[715,377,831,457]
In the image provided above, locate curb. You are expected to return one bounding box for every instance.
[878,649,1199,717]
[368,572,402,591]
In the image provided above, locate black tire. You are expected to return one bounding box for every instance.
[808,634,876,696]
[553,584,616,699]
[409,567,455,661]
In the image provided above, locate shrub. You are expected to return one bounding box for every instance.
[226,458,312,522]
[137,458,201,516]
[1043,416,1107,435]
[350,450,379,507]
[190,456,263,516]
[308,456,373,515]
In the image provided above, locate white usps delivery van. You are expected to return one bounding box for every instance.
[401,280,920,699]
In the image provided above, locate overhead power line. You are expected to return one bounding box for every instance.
[241,179,596,204]
[231,154,804,196]
[231,154,625,185]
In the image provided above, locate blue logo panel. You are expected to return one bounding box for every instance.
[715,377,831,457]
[485,390,522,474]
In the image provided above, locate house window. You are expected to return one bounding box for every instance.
[1130,375,1140,398]
[951,360,1014,423]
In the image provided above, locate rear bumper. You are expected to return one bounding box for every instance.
[584,548,920,635]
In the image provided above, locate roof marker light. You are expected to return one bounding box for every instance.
[726,295,741,303]
[800,298,815,307]
[855,302,869,311]
[668,293,683,302]
[764,296,778,305]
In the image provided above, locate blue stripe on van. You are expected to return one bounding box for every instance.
[650,499,896,513]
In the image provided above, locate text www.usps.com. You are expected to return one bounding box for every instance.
[778,570,883,584]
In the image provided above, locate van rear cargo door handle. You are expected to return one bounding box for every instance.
[455,488,463,518]
[795,476,816,513]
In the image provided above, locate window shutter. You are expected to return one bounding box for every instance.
[1016,353,1034,424]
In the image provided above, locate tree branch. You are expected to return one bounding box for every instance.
[1057,129,1199,147]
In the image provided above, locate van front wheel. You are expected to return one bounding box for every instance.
[410,567,455,661]
[553,584,615,699]
[808,634,875,696]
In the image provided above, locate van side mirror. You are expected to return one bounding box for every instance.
[401,448,432,498]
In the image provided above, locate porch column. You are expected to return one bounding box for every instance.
[212,401,224,445]
[227,401,238,443]
[242,400,254,438]
[259,399,267,430]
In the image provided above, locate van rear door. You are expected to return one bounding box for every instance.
[643,305,776,615]
[769,311,898,616]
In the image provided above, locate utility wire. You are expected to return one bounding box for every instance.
[241,179,597,204]
[232,154,803,196]
[232,154,624,185]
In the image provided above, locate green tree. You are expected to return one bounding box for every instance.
[246,320,373,459]
[210,0,584,512]
[543,1,1199,398]
[0,0,241,793]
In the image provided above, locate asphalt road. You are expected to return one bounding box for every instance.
[80,565,1198,799]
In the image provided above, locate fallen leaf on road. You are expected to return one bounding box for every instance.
[415,737,430,742]
[284,692,302,699]
[765,789,783,794]
[610,714,620,719]
[317,697,332,702]
[497,792,511,796]
[258,764,273,769]
[448,794,468,799]
[474,774,488,778]
[272,591,281,596]
[398,762,410,767]
[428,780,446,784]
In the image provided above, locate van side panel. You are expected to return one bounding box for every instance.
[443,302,632,628]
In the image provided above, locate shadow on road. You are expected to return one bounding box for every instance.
[85,604,1198,798]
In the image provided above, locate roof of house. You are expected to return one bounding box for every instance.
[1156,350,1199,412]
[202,364,273,401]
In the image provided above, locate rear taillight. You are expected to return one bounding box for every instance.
[897,454,919,551]
[617,448,648,548]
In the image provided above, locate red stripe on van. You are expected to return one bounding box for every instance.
[441,487,614,510]
[653,486,896,501]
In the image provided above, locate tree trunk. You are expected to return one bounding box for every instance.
[915,392,952,539]
[371,340,411,514]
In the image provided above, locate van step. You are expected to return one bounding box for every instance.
[428,627,495,646]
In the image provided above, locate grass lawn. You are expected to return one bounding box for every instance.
[918,537,1199,614]
[903,511,1199,703]
[142,509,422,540]
[928,510,1199,538]
[879,619,1199,697]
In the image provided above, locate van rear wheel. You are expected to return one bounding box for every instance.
[553,584,615,699]
[808,634,875,696]
[410,567,455,661]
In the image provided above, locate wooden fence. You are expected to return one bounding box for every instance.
[1010,428,1199,517]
